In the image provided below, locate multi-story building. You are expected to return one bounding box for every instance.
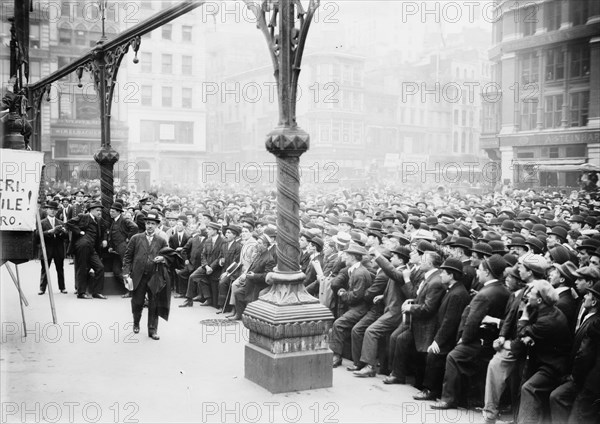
[124,1,207,190]
[481,0,600,188]
[1,0,129,184]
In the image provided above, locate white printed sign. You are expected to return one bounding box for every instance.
[0,149,44,231]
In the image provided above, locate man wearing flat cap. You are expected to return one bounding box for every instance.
[108,201,139,298]
[515,280,572,424]
[66,201,107,299]
[330,244,373,368]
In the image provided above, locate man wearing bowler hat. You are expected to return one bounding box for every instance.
[37,200,69,295]
[122,212,168,340]
[108,201,139,298]
[215,224,242,313]
[196,222,225,307]
[66,201,107,299]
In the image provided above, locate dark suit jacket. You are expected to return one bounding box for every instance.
[556,288,578,332]
[517,306,572,375]
[182,234,205,271]
[570,313,600,388]
[499,289,526,339]
[108,215,138,258]
[375,257,413,316]
[364,268,388,305]
[168,230,190,251]
[38,216,68,260]
[434,282,471,354]
[458,280,510,345]
[242,248,276,302]
[304,253,324,295]
[66,213,105,252]
[410,269,446,352]
[460,259,477,292]
[338,264,372,316]
[202,235,225,271]
[123,233,168,290]
[217,238,242,275]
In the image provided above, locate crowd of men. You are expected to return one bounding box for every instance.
[37,182,600,423]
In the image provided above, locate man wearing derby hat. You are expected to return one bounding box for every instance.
[548,261,579,330]
[432,254,510,410]
[549,281,600,424]
[414,258,470,402]
[448,237,477,292]
[66,201,107,299]
[122,212,169,340]
[330,244,372,368]
[196,222,225,308]
[37,200,69,295]
[108,201,139,298]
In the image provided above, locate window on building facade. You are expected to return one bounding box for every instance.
[29,24,40,48]
[544,94,563,128]
[545,47,565,81]
[469,132,474,153]
[59,24,72,44]
[182,55,192,75]
[570,0,588,26]
[545,1,562,31]
[520,52,539,84]
[462,110,466,126]
[162,86,173,107]
[520,99,539,131]
[453,132,458,152]
[141,85,152,106]
[522,5,537,36]
[89,25,102,47]
[29,61,41,83]
[74,25,86,46]
[570,44,590,78]
[483,103,495,133]
[565,144,586,157]
[162,54,172,74]
[75,94,99,120]
[162,24,172,40]
[461,132,466,152]
[182,26,192,42]
[319,124,330,142]
[61,0,71,16]
[141,52,152,72]
[570,91,589,127]
[182,88,192,108]
[453,110,458,125]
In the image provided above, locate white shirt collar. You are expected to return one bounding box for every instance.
[349,262,361,274]
[484,279,499,286]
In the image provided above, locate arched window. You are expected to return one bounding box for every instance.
[89,25,102,47]
[74,24,86,46]
[453,132,458,152]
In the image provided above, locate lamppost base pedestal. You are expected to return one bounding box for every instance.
[245,343,332,394]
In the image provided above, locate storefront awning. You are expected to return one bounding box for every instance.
[536,160,600,172]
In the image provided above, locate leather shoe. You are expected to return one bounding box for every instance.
[174,294,186,299]
[92,294,107,299]
[227,315,242,321]
[215,310,224,314]
[77,293,92,299]
[192,295,203,302]
[133,325,140,334]
[346,364,363,372]
[60,290,68,294]
[122,292,132,298]
[38,291,45,295]
[413,389,437,401]
[430,401,456,410]
[332,355,342,368]
[354,365,376,377]
[199,300,213,307]
[179,300,193,308]
[383,375,405,385]
[149,333,160,340]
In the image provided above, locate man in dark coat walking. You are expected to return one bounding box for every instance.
[123,212,168,340]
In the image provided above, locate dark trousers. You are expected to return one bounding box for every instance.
[441,341,482,406]
[423,352,448,396]
[131,273,158,333]
[571,388,600,424]
[111,254,125,288]
[74,245,104,295]
[183,266,205,299]
[356,310,401,367]
[199,271,221,306]
[550,379,578,424]
[329,308,366,356]
[351,308,381,365]
[40,254,65,291]
[517,368,560,424]
[390,327,427,388]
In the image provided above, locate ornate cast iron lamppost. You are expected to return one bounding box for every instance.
[242,0,334,393]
